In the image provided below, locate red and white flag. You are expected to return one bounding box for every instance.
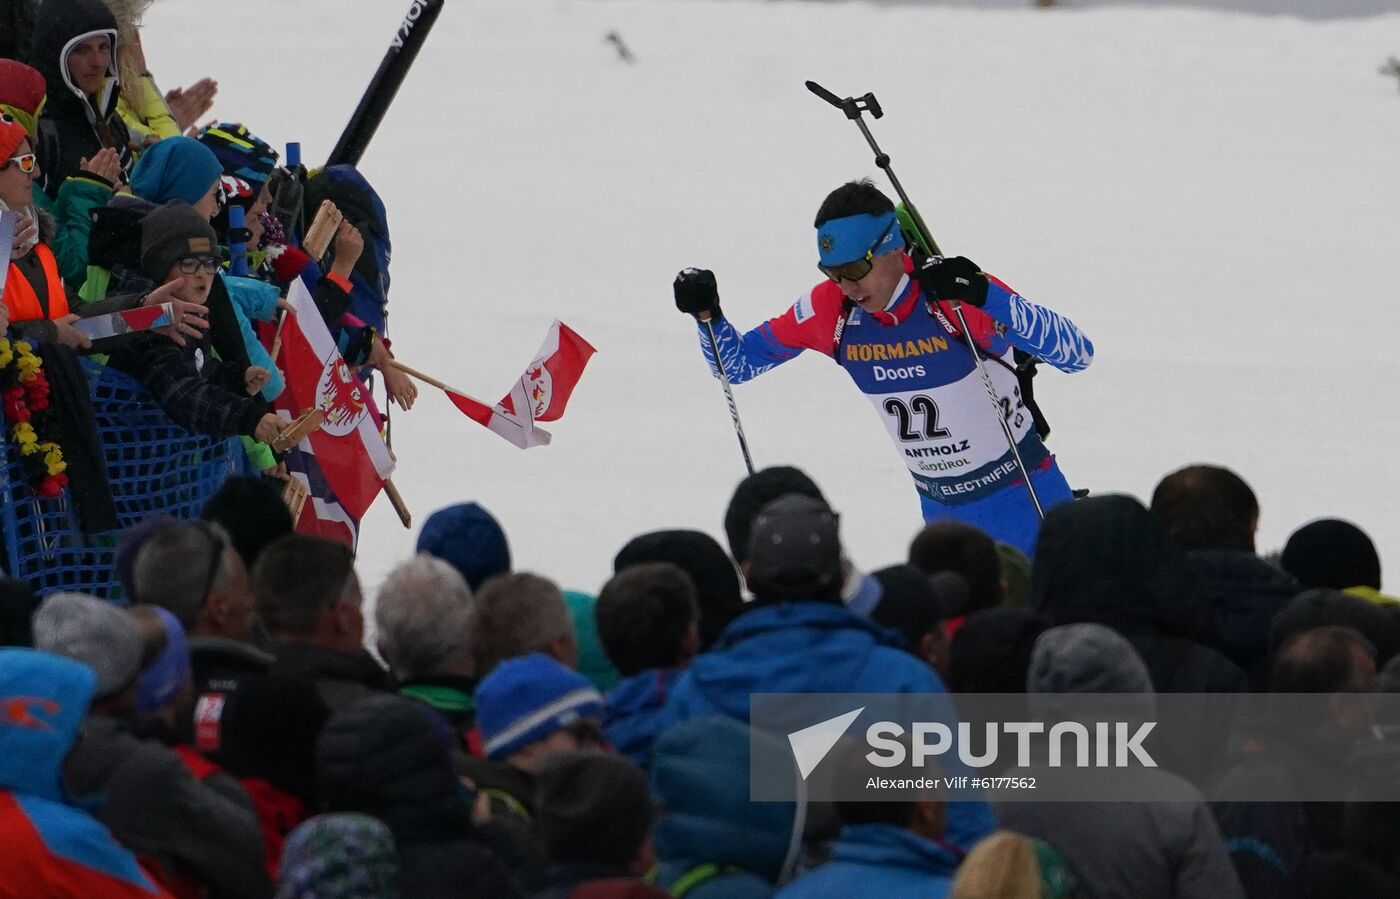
[446,321,596,449]
[274,280,395,523]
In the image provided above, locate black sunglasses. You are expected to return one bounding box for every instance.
[191,520,227,600]
[818,218,898,283]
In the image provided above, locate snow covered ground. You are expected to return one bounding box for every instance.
[142,0,1400,598]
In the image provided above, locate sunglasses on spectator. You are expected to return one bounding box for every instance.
[177,256,221,274]
[191,520,227,602]
[5,154,37,174]
[818,218,897,284]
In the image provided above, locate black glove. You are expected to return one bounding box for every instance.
[913,253,988,308]
[674,268,721,318]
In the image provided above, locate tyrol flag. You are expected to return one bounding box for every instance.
[274,280,395,536]
[446,321,596,448]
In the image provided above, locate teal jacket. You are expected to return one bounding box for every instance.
[30,174,113,283]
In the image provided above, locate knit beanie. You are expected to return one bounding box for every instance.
[474,653,603,760]
[201,475,294,569]
[614,529,744,651]
[135,606,190,715]
[32,592,143,699]
[536,750,655,868]
[415,502,511,592]
[276,813,399,899]
[139,200,218,282]
[870,564,967,650]
[1281,518,1382,591]
[724,466,826,564]
[1028,623,1154,695]
[197,122,278,187]
[1269,588,1399,663]
[128,136,223,205]
[0,60,46,135]
[0,111,28,162]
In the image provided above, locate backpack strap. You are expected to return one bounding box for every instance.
[646,862,743,898]
[481,787,533,825]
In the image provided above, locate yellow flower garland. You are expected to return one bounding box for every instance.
[0,336,68,497]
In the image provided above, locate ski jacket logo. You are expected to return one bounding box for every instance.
[3,697,59,731]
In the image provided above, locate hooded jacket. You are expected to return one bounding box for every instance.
[28,0,133,198]
[0,648,172,898]
[774,824,960,899]
[1183,548,1300,685]
[649,716,792,899]
[1030,495,1247,694]
[605,667,682,769]
[316,694,521,899]
[658,600,997,854]
[63,712,270,898]
[995,624,1245,899]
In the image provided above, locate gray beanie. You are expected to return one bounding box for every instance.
[140,200,219,283]
[1028,623,1153,695]
[33,593,144,699]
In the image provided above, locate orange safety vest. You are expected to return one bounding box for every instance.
[3,243,70,323]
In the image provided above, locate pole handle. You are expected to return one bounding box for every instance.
[806,80,844,108]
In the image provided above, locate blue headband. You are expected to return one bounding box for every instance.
[816,211,902,266]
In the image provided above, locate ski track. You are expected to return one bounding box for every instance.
[141,0,1400,606]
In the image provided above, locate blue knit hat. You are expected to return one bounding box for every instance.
[416,502,511,592]
[475,653,603,760]
[129,136,223,205]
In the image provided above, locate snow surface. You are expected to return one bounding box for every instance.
[141,0,1400,599]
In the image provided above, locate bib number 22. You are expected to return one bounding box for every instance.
[883,395,952,441]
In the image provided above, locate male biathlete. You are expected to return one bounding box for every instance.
[674,180,1094,556]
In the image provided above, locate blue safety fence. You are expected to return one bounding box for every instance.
[0,360,242,600]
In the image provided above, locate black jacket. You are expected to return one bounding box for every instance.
[1030,494,1247,695]
[267,640,394,716]
[64,714,271,899]
[1185,548,1300,685]
[317,694,522,899]
[28,0,132,198]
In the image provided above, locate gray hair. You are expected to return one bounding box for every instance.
[471,572,572,677]
[375,555,475,680]
[132,521,235,628]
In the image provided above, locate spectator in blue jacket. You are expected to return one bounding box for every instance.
[0,648,170,897]
[659,493,996,853]
[650,716,795,899]
[775,742,959,899]
[595,562,700,767]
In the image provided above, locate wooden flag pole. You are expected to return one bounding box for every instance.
[383,478,411,529]
[385,358,476,399]
[270,309,289,360]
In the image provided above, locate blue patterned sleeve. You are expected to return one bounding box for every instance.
[695,316,803,385]
[981,282,1094,372]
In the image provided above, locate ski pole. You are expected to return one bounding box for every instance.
[805,80,1045,519]
[328,0,446,166]
[702,316,756,476]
